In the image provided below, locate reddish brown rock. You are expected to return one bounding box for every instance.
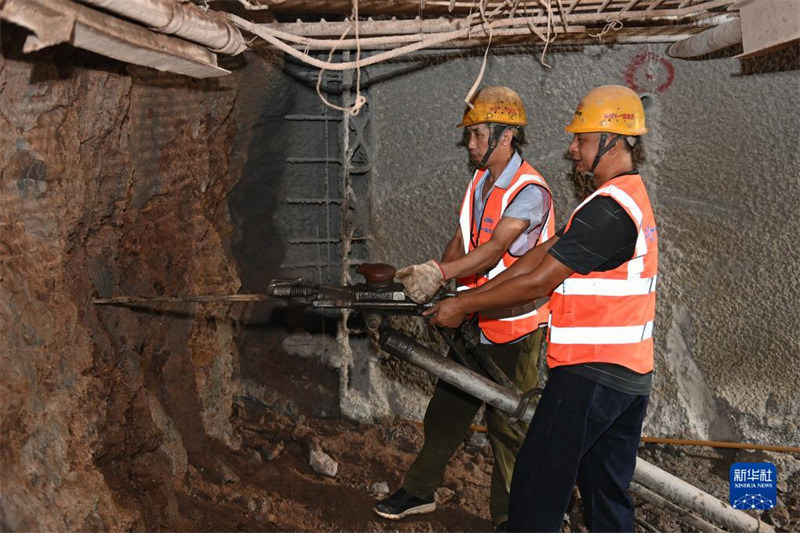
[0,25,278,530]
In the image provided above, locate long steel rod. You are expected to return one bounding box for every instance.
[93,294,275,304]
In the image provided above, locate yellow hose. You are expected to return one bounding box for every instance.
[638,437,800,454]
[469,423,800,453]
[414,422,800,453]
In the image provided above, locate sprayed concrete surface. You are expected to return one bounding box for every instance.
[365,45,800,457]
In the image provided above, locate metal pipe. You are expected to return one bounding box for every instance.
[76,0,246,54]
[630,482,725,533]
[378,326,774,533]
[634,458,773,533]
[379,327,537,423]
[666,18,741,58]
[0,0,229,78]
[272,33,704,52]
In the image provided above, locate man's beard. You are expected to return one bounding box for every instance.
[467,154,484,172]
[569,166,596,200]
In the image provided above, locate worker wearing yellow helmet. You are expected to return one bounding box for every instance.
[374,86,557,530]
[426,85,658,532]
[567,84,648,180]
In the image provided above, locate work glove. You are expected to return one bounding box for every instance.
[396,260,446,303]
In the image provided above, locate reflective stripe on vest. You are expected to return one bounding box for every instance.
[554,274,657,296]
[549,321,654,345]
[457,161,556,344]
[455,169,482,291]
[547,174,658,373]
[458,169,481,256]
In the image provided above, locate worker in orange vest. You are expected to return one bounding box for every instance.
[373,86,555,530]
[426,85,657,532]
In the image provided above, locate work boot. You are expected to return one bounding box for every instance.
[373,488,436,520]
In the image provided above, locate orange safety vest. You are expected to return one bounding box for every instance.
[547,173,658,373]
[456,160,556,344]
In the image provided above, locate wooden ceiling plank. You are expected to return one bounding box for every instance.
[620,0,641,13]
[597,0,615,12]
[567,0,581,14]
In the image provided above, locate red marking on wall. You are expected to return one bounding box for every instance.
[624,51,675,94]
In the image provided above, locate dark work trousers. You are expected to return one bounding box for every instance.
[507,367,649,532]
[402,327,543,526]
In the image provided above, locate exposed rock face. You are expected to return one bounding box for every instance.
[0,27,282,530]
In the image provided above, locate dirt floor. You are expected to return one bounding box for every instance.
[162,329,800,532]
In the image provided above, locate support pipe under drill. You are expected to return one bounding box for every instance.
[379,327,774,533]
[667,19,742,58]
[76,0,246,54]
[379,326,537,424]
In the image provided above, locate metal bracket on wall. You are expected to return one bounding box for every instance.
[276,52,375,380]
[278,53,372,284]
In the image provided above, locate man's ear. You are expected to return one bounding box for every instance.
[608,135,626,155]
[500,128,515,146]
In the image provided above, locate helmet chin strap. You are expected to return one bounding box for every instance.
[477,124,510,169]
[580,133,620,181]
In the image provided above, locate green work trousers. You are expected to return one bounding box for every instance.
[402,326,543,526]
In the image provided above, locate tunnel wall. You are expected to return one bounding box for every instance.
[366,44,800,449]
[0,27,287,530]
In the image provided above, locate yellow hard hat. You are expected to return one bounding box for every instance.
[564,85,648,136]
[457,86,528,128]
